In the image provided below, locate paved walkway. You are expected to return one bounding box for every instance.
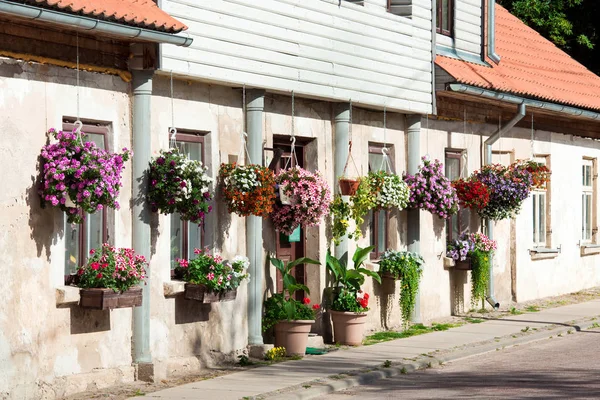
[134,299,600,400]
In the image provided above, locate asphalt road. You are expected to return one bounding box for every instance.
[316,327,600,399]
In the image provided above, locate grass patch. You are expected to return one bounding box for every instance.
[525,305,540,312]
[510,307,524,315]
[363,323,461,346]
[464,317,485,324]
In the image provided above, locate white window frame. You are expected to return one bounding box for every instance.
[532,156,549,248]
[582,158,595,243]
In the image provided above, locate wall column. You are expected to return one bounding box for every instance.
[406,114,422,323]
[246,89,266,345]
[131,69,153,365]
[334,103,351,259]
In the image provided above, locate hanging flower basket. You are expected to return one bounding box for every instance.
[278,185,292,205]
[368,171,410,210]
[515,159,551,189]
[475,163,533,220]
[39,128,131,224]
[219,163,276,217]
[451,178,490,211]
[147,148,213,224]
[403,157,459,219]
[271,167,332,235]
[339,178,360,196]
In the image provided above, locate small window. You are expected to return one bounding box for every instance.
[436,0,453,36]
[532,157,549,247]
[582,159,595,243]
[368,144,393,259]
[445,150,463,242]
[388,0,413,17]
[64,121,109,284]
[170,131,207,271]
[342,0,364,5]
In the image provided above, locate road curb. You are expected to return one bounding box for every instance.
[260,317,600,400]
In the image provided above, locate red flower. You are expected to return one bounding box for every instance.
[89,249,95,255]
[96,273,103,279]
[312,304,321,310]
[91,262,100,270]
[77,268,84,276]
[303,297,311,305]
[102,263,108,269]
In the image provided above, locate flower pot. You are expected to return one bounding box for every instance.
[184,283,237,303]
[79,287,142,310]
[380,271,398,280]
[279,185,292,205]
[274,320,314,356]
[339,178,359,196]
[454,258,472,271]
[330,310,367,346]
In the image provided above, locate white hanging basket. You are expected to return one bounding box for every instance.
[279,186,292,205]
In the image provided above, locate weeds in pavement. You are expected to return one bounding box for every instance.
[464,317,485,324]
[525,305,540,312]
[521,326,530,333]
[383,360,392,368]
[363,323,461,345]
[238,355,253,366]
[510,307,524,315]
[400,367,408,374]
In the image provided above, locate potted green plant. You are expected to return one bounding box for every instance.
[77,244,147,310]
[325,246,381,345]
[331,178,376,243]
[263,256,321,356]
[175,249,249,303]
[378,250,424,327]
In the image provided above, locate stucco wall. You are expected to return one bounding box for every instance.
[0,58,134,399]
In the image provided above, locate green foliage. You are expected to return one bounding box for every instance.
[332,288,368,312]
[237,355,253,366]
[363,323,462,345]
[262,256,321,331]
[470,249,490,306]
[510,306,524,315]
[383,360,392,368]
[349,178,377,239]
[330,194,351,246]
[525,305,540,312]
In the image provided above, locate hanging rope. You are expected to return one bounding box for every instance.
[530,112,535,159]
[284,91,298,170]
[238,85,251,164]
[74,33,83,146]
[342,99,360,178]
[169,70,178,148]
[379,105,393,173]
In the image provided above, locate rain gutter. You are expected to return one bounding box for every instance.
[0,0,193,47]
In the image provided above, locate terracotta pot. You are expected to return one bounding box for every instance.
[380,271,398,280]
[274,320,314,356]
[79,287,142,310]
[330,310,367,346]
[338,178,360,196]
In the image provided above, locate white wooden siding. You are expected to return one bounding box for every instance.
[436,0,482,58]
[160,0,433,114]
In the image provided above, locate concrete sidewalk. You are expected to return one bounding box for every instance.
[134,299,600,400]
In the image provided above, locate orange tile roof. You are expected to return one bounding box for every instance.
[436,4,600,112]
[21,0,187,33]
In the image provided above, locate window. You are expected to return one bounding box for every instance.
[170,131,206,271]
[64,122,109,284]
[343,0,365,5]
[582,159,595,243]
[368,144,393,259]
[532,156,548,247]
[436,0,453,36]
[388,0,412,17]
[445,150,463,242]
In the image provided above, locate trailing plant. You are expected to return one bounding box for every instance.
[368,171,410,210]
[219,163,276,217]
[475,163,533,220]
[147,148,213,224]
[403,157,459,219]
[451,178,490,211]
[326,246,381,313]
[378,250,424,327]
[262,256,321,331]
[270,167,332,235]
[349,178,377,239]
[39,128,131,224]
[175,249,249,292]
[330,194,351,245]
[515,159,551,189]
[77,244,147,292]
[470,249,490,306]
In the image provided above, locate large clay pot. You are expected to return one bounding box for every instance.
[274,320,315,356]
[330,310,367,346]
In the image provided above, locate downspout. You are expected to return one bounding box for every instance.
[483,103,526,310]
[334,103,351,260]
[406,114,422,323]
[246,89,266,346]
[487,0,501,63]
[0,0,193,47]
[431,0,437,115]
[131,69,154,369]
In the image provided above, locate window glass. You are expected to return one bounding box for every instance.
[368,145,392,258]
[445,151,462,243]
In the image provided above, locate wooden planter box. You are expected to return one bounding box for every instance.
[79,287,143,310]
[184,283,237,303]
[454,258,473,271]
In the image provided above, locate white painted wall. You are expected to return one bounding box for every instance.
[160,0,433,114]
[437,0,482,59]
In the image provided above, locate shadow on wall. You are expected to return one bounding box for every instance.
[214,180,231,252]
[433,215,445,240]
[66,306,111,334]
[449,269,468,315]
[373,276,397,330]
[174,296,211,325]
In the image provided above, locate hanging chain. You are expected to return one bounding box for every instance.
[530,112,535,159]
[380,105,392,172]
[239,85,251,164]
[169,70,177,148]
[285,91,297,169]
[349,99,353,142]
[75,32,83,146]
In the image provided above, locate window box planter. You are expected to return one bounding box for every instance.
[454,258,472,271]
[274,319,315,356]
[79,287,142,310]
[379,271,398,280]
[184,283,237,303]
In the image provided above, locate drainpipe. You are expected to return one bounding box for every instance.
[406,114,422,323]
[431,0,437,115]
[131,69,153,365]
[0,0,193,47]
[484,103,526,310]
[246,89,266,346]
[487,0,501,63]
[334,103,351,260]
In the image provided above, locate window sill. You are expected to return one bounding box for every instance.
[56,286,80,306]
[581,244,600,256]
[163,280,186,297]
[529,248,560,261]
